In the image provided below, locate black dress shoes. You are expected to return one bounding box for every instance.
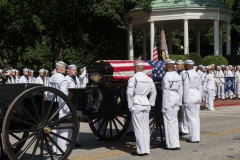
[74,143,82,147]
[125,131,135,137]
[179,132,188,136]
[186,139,199,143]
[166,147,180,150]
[131,151,145,156]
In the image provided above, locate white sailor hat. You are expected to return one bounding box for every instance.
[11,69,16,71]
[237,65,240,68]
[165,59,175,64]
[38,69,45,72]
[16,70,19,72]
[134,61,144,66]
[226,66,229,69]
[221,65,225,67]
[198,65,202,67]
[174,65,176,67]
[202,66,206,69]
[45,70,49,73]
[184,60,194,65]
[206,66,212,70]
[68,64,77,69]
[211,64,215,66]
[217,66,221,68]
[30,70,34,73]
[229,65,233,67]
[56,61,67,67]
[176,60,184,64]
[193,66,197,69]
[52,69,56,74]
[0,69,2,72]
[23,68,28,72]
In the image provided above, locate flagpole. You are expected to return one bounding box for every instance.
[150,21,155,60]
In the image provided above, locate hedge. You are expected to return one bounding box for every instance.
[169,55,187,61]
[185,53,203,66]
[203,56,228,66]
[224,55,240,66]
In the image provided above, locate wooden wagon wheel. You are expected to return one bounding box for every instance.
[2,86,78,160]
[88,110,131,141]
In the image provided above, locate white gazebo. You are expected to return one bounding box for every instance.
[126,0,233,60]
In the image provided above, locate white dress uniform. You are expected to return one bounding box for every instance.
[201,71,207,102]
[19,75,29,83]
[178,69,189,134]
[66,73,81,144]
[162,70,182,149]
[79,67,88,88]
[204,73,215,110]
[225,70,234,99]
[183,60,202,142]
[235,69,240,98]
[35,76,44,85]
[48,62,69,155]
[127,69,156,154]
[216,70,225,99]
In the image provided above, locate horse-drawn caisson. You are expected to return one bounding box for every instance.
[0,59,165,160]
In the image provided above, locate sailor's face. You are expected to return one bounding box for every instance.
[177,64,184,71]
[69,69,77,76]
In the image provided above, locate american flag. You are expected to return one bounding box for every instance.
[153,35,158,61]
[95,60,165,81]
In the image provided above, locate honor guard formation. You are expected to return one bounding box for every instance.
[0,59,238,156]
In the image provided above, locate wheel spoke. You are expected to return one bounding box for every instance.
[41,92,45,121]
[48,101,66,122]
[11,116,37,128]
[119,115,127,119]
[92,118,101,124]
[112,118,120,134]
[49,113,73,127]
[9,128,36,133]
[103,118,108,137]
[44,94,57,123]
[20,104,39,124]
[44,136,54,160]
[40,136,43,160]
[114,117,124,127]
[9,133,21,141]
[31,137,41,160]
[51,126,74,130]
[18,135,37,159]
[97,118,106,133]
[46,134,64,154]
[31,95,41,121]
[50,131,72,143]
[110,119,113,138]
[0,134,5,157]
[11,132,36,148]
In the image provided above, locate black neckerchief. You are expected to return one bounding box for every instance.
[24,75,28,80]
[40,76,44,81]
[178,70,184,74]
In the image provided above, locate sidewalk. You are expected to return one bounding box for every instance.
[201,97,240,108]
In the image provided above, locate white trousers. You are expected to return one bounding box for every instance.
[125,114,134,132]
[179,105,189,134]
[56,123,71,154]
[217,83,225,99]
[185,104,200,142]
[206,88,214,110]
[237,83,240,98]
[164,106,180,148]
[132,110,150,154]
[202,87,205,102]
[226,90,234,99]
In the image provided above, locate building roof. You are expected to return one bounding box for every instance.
[132,0,230,12]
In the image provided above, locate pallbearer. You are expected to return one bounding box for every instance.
[183,60,202,143]
[162,59,182,150]
[216,66,225,100]
[19,68,29,83]
[204,66,215,111]
[127,61,156,156]
[235,66,240,98]
[79,67,88,88]
[176,60,188,136]
[35,69,45,85]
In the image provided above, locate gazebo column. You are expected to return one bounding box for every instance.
[127,24,134,60]
[196,28,201,55]
[219,24,223,56]
[150,21,155,60]
[168,30,172,54]
[214,19,219,56]
[184,19,189,54]
[226,21,231,55]
[142,29,147,60]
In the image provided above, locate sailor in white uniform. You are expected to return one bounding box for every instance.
[162,59,182,150]
[235,66,240,98]
[48,61,70,155]
[15,70,20,83]
[176,60,188,136]
[197,65,202,75]
[65,64,81,147]
[44,70,49,86]
[79,67,88,88]
[204,66,215,111]
[201,66,207,102]
[29,70,36,83]
[127,61,156,156]
[19,68,29,83]
[216,66,225,100]
[183,60,202,143]
[35,69,45,85]
[225,66,234,99]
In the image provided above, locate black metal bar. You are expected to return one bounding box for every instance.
[50,131,72,143]
[41,92,45,122]
[44,136,54,160]
[51,126,74,130]
[114,117,124,127]
[112,118,120,134]
[47,101,66,123]
[20,104,39,124]
[103,118,108,137]
[31,95,41,121]
[97,118,106,133]
[91,118,101,125]
[109,119,112,138]
[46,134,64,154]
[9,133,21,141]
[119,115,127,119]
[40,136,43,160]
[9,128,36,133]
[0,134,4,157]
[18,135,37,159]
[31,136,41,160]
[44,94,57,123]
[48,113,72,127]
[11,132,36,148]
[11,116,37,128]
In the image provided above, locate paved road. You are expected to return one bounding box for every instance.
[69,106,240,160]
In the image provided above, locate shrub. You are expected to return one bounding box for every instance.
[169,55,187,61]
[203,56,228,66]
[185,53,203,66]
[224,55,240,66]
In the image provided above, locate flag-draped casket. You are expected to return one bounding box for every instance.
[86,60,165,87]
